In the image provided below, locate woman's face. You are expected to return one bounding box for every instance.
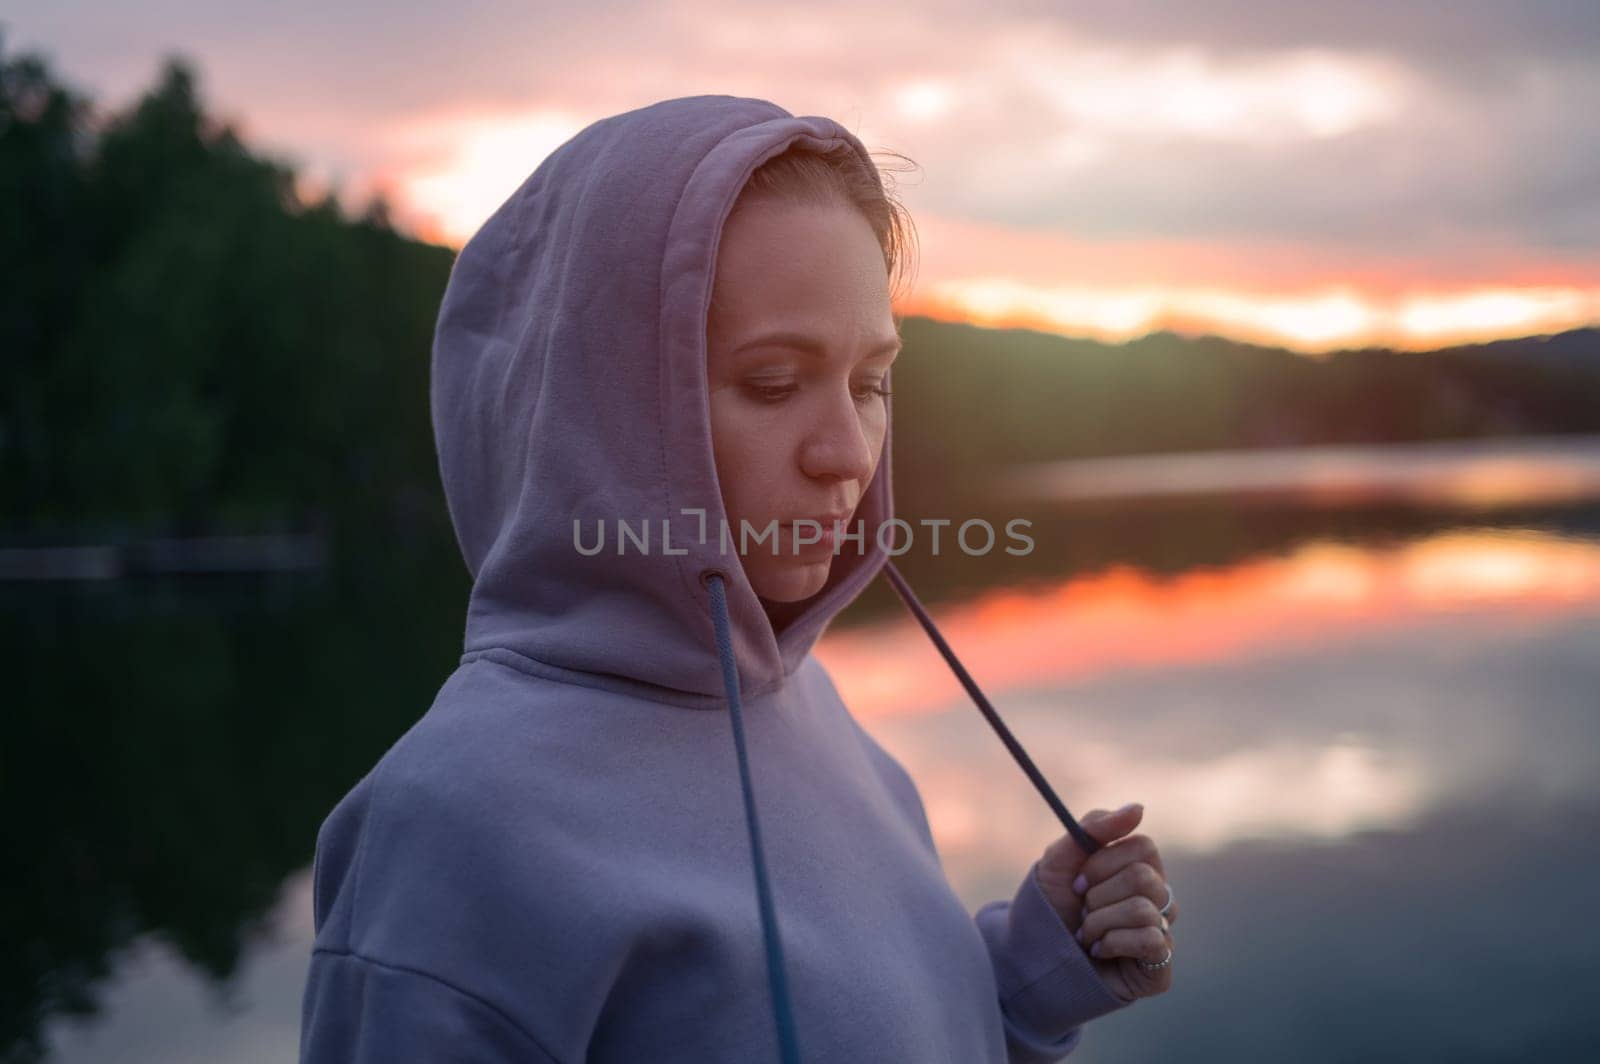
[706,199,901,605]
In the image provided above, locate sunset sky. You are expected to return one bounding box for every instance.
[10,1,1600,352]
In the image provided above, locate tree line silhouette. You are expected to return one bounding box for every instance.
[4,41,1598,543]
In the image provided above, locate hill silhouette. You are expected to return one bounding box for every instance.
[4,41,1598,542]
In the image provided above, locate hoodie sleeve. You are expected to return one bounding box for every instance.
[842,711,1132,1060]
[300,948,562,1064]
[973,858,1134,1064]
[299,765,572,1064]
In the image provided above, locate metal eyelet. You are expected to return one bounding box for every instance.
[698,567,729,590]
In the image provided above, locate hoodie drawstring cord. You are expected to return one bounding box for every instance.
[702,569,803,1064]
[699,558,1096,1064]
[880,560,1102,858]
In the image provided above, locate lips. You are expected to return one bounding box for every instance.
[781,512,851,551]
[787,510,851,528]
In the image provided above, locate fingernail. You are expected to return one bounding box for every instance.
[1118,801,1141,814]
[1072,873,1088,894]
[1091,941,1102,957]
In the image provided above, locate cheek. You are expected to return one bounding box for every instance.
[709,393,788,512]
[861,406,889,469]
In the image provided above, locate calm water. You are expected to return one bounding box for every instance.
[8,439,1600,1063]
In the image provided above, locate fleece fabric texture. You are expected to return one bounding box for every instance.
[299,93,1132,1064]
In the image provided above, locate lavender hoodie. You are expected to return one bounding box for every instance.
[299,94,1131,1064]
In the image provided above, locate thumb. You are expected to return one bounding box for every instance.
[1083,800,1144,847]
[1045,801,1145,871]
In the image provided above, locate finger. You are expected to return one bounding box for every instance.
[1043,805,1142,877]
[1088,925,1172,967]
[1083,860,1168,914]
[1059,805,1142,875]
[1050,807,1142,900]
[1081,832,1171,902]
[1075,893,1165,949]
[1081,832,1166,887]
[1044,808,1114,858]
[1042,819,1094,867]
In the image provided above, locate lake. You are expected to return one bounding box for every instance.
[8,436,1600,1063]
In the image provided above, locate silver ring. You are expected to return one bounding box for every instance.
[1138,946,1173,972]
[1157,881,1173,918]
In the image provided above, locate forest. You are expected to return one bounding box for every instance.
[5,42,1598,553]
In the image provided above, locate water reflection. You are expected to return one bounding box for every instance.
[9,473,1600,1062]
[0,550,472,1064]
[832,526,1600,1061]
[845,598,1600,873]
[819,528,1600,720]
[999,433,1600,510]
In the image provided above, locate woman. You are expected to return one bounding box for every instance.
[300,94,1175,1064]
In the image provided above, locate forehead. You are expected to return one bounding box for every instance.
[709,201,894,329]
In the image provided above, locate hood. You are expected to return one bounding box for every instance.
[425,95,1096,1064]
[430,94,895,706]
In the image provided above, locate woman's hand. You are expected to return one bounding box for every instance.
[1035,802,1176,1004]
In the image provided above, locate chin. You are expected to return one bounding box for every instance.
[750,557,832,603]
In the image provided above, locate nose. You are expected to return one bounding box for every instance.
[798,384,877,485]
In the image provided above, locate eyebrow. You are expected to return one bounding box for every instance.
[729,330,903,360]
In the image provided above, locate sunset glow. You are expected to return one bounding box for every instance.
[904,279,1600,353]
[19,1,1596,356]
[377,106,587,247]
[367,108,1600,354]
